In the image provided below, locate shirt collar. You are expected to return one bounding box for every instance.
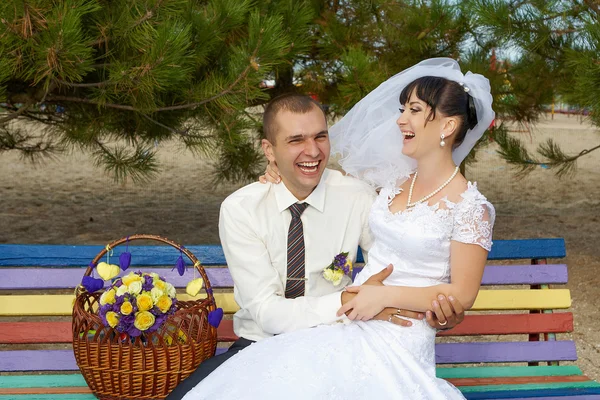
[274,169,328,213]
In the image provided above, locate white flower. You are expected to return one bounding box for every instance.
[165,282,176,298]
[323,268,345,286]
[116,284,128,297]
[151,287,164,303]
[128,280,142,295]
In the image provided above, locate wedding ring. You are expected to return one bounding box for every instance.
[388,315,393,322]
[438,320,448,326]
[395,309,403,315]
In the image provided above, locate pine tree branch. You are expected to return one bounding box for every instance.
[582,0,600,16]
[55,79,113,88]
[0,101,33,125]
[46,34,262,113]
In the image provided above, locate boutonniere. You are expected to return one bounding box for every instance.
[323,252,352,286]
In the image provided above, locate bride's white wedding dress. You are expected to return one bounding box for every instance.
[184,183,495,400]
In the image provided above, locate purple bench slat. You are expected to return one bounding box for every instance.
[1,264,568,290]
[435,341,577,364]
[1,341,577,371]
[480,265,567,285]
[0,348,228,372]
[0,267,233,289]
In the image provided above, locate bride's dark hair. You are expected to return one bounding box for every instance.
[399,76,478,148]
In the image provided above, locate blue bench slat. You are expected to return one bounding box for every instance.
[0,239,565,268]
[486,238,566,260]
[0,264,568,290]
[435,341,577,364]
[0,348,228,372]
[0,244,226,267]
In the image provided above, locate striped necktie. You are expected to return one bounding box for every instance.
[285,202,309,299]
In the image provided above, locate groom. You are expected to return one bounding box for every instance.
[166,94,464,399]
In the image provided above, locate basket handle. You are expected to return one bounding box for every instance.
[82,234,216,303]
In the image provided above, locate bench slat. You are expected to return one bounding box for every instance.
[436,366,584,379]
[0,264,568,290]
[0,341,577,372]
[0,312,574,345]
[486,238,566,260]
[461,381,600,392]
[0,293,239,316]
[438,313,574,336]
[436,341,577,364]
[0,267,234,290]
[494,397,600,400]
[471,289,571,310]
[0,238,565,268]
[0,321,237,344]
[0,289,572,317]
[463,386,600,399]
[0,349,228,372]
[0,375,87,389]
[448,375,593,387]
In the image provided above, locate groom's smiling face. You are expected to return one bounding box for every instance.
[262,106,330,200]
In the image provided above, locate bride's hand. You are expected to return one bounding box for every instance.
[258,161,281,184]
[337,285,387,321]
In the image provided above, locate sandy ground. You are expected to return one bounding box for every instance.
[1,113,599,380]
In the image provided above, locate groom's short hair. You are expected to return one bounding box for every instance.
[263,93,325,144]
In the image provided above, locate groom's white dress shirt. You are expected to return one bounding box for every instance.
[219,169,376,341]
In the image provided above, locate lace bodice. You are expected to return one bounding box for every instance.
[354,182,495,288]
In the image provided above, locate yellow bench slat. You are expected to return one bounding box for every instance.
[471,289,571,310]
[0,293,239,316]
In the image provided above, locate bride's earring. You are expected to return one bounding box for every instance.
[440,134,446,147]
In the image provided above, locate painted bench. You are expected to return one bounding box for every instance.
[1,238,599,399]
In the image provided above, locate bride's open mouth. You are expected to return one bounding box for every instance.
[297,160,321,174]
[402,131,415,142]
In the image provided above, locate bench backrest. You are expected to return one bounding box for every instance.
[0,238,571,374]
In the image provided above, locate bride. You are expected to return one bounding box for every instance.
[183,58,496,399]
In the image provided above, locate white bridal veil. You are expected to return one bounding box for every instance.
[329,58,495,189]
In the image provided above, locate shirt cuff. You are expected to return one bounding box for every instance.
[319,290,350,325]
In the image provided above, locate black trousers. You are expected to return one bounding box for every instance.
[166,337,255,400]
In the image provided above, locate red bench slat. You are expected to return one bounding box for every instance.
[0,321,237,344]
[438,313,574,336]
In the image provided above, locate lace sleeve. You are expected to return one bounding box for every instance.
[451,195,495,251]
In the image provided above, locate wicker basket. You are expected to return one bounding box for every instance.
[72,234,218,400]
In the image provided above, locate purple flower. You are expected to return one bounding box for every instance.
[142,276,154,292]
[128,327,142,337]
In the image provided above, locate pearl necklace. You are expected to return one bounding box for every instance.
[406,166,460,208]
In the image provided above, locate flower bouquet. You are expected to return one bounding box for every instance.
[72,234,219,400]
[98,272,177,338]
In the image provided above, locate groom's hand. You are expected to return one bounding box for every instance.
[372,308,424,327]
[425,294,465,330]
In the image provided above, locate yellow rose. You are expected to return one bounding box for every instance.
[134,311,155,331]
[323,268,335,283]
[120,301,133,316]
[128,280,142,295]
[151,287,165,303]
[122,272,142,286]
[154,279,166,291]
[331,269,345,286]
[99,288,116,305]
[116,284,129,297]
[136,293,154,311]
[106,311,120,328]
[156,295,173,313]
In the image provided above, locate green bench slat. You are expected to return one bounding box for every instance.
[436,366,584,379]
[0,375,87,389]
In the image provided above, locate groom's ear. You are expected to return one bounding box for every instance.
[261,138,276,162]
